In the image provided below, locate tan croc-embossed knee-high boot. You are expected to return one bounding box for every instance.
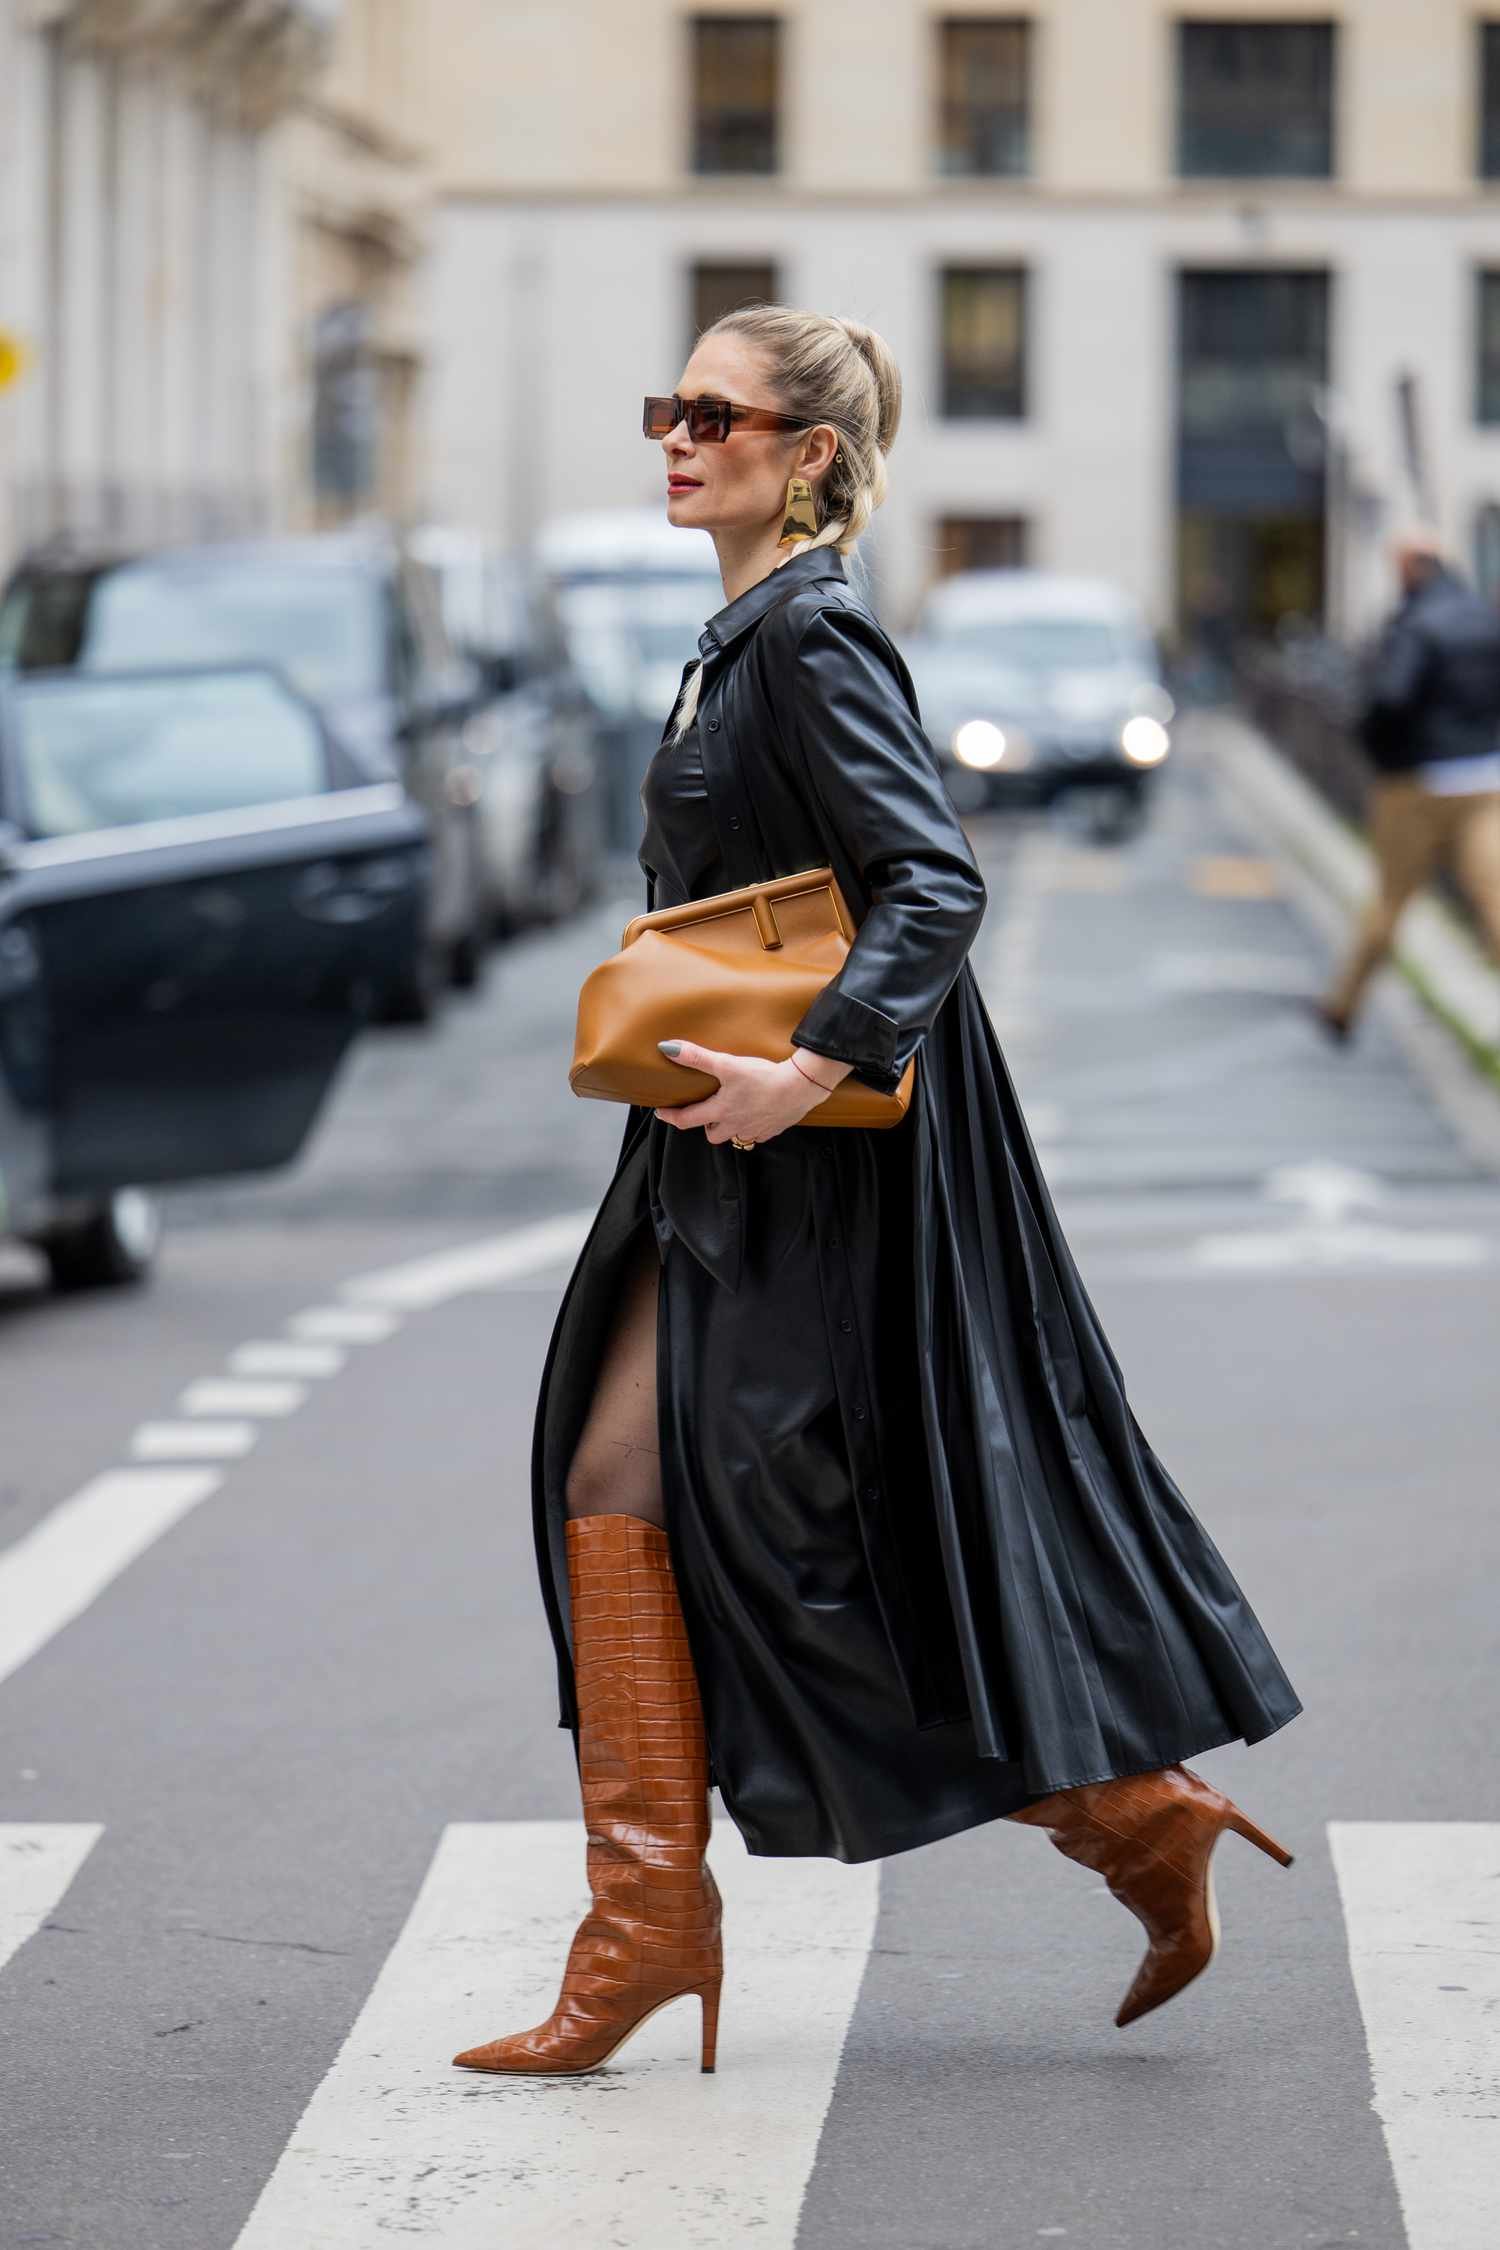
[452,1512,723,2075]
[1010,1764,1294,2028]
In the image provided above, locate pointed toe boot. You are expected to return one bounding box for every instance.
[452,1512,722,2076]
[1010,1763,1293,2028]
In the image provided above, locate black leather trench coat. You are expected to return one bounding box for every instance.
[531,545,1301,1858]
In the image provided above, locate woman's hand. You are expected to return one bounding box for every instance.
[653,1038,851,1144]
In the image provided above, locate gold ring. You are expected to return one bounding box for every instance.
[729,1135,756,1151]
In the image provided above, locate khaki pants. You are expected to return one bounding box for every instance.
[1326,776,1500,1022]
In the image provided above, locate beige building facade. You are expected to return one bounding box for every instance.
[423,0,1500,636]
[0,0,431,573]
[275,0,432,532]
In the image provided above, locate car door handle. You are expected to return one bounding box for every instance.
[0,921,42,1001]
[292,856,417,924]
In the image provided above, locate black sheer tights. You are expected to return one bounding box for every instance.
[562,1224,666,1529]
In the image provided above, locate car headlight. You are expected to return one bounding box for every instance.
[1120,714,1170,767]
[952,718,1027,771]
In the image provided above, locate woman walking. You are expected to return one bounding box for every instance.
[452,306,1302,2077]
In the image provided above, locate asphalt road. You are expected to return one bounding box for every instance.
[2,727,1497,2250]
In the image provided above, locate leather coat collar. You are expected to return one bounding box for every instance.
[696,544,848,659]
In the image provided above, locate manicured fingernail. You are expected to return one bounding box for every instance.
[657,1040,681,1057]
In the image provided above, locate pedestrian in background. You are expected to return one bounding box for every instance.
[453,305,1301,2081]
[1318,528,1500,1038]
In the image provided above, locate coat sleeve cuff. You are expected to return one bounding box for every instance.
[790,986,904,1095]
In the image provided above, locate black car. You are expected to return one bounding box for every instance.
[0,530,489,1023]
[0,663,425,1290]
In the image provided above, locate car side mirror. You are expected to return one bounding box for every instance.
[469,646,521,698]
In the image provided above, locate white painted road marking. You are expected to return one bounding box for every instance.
[131,1421,259,1461]
[0,1825,102,1975]
[1329,1822,1500,2250]
[178,1378,308,1417]
[228,1342,347,1379]
[1185,1224,1489,1273]
[0,1468,222,1690]
[232,1820,879,2250]
[0,1217,590,1699]
[340,1211,592,1311]
[287,1305,402,1344]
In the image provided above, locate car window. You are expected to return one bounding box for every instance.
[923,615,1138,671]
[11,669,330,839]
[18,562,387,705]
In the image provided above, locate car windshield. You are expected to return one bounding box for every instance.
[9,562,386,704]
[11,668,329,838]
[927,617,1140,673]
[556,577,718,709]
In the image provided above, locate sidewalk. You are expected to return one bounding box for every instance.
[1191,708,1500,1072]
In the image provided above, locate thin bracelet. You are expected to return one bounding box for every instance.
[789,1050,834,1095]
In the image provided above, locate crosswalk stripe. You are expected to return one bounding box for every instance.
[1328,1821,1500,2250]
[1,1825,102,1976]
[232,1819,878,2249]
[0,1468,222,1691]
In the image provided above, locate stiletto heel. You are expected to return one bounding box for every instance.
[1010,1762,1294,2028]
[1227,1808,1295,1868]
[699,1978,721,2073]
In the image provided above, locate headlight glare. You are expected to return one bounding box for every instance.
[1120,714,1170,767]
[952,718,1019,771]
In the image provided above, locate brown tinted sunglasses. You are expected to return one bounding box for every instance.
[643,393,810,443]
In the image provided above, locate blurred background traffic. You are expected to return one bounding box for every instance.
[2,0,1500,1288]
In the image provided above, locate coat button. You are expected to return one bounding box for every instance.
[862,1484,879,1504]
[828,1232,840,1248]
[839,1317,852,1333]
[729,814,741,829]
[707,717,721,731]
[853,1404,866,1420]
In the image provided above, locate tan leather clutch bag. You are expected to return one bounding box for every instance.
[569,865,914,1127]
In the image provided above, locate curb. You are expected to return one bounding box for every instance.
[1196,710,1500,1067]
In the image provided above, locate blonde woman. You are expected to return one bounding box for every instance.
[453,306,1301,2077]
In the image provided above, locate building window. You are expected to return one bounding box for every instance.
[1477,272,1500,423]
[691,16,780,174]
[939,267,1027,418]
[310,301,379,514]
[1178,268,1329,441]
[935,19,1031,178]
[688,261,779,359]
[1177,22,1336,179]
[1481,26,1500,178]
[934,515,1029,575]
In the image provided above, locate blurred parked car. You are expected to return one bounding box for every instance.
[0,530,493,1022]
[0,664,425,1290]
[535,509,723,853]
[901,572,1176,838]
[411,525,607,930]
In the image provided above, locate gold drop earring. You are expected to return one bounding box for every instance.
[777,474,818,548]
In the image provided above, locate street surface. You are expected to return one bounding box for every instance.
[2,726,1498,2250]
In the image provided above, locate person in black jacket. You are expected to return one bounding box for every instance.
[1318,530,1500,1036]
[453,306,1300,2081]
